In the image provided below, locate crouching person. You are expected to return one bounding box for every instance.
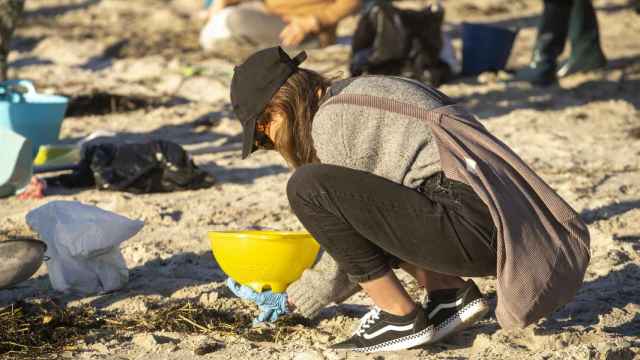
[225,47,591,352]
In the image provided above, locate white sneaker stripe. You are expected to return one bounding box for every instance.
[362,323,414,340]
[428,298,463,319]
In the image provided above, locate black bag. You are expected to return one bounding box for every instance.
[52,140,215,193]
[350,1,452,87]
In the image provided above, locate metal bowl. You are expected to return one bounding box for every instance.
[0,238,47,289]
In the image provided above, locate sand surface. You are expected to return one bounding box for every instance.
[1,0,639,359]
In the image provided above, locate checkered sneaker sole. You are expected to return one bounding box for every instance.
[428,298,489,344]
[352,324,435,353]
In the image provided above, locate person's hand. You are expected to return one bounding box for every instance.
[279,15,320,47]
[226,278,289,325]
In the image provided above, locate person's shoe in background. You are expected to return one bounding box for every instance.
[515,60,558,87]
[514,0,571,86]
[556,0,607,77]
[557,49,606,77]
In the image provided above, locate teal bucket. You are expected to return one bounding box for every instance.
[0,80,68,159]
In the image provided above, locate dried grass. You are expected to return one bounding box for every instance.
[0,300,108,359]
[0,298,312,359]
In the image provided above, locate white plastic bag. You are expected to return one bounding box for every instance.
[199,7,233,50]
[26,201,144,294]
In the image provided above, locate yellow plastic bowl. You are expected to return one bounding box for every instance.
[208,230,320,293]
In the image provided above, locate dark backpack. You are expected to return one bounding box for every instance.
[350,1,452,87]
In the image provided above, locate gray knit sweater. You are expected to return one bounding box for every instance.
[287,76,451,318]
[313,76,447,188]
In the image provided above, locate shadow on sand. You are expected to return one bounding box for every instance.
[416,262,639,353]
[539,262,640,336]
[451,54,640,119]
[581,199,640,224]
[24,0,101,18]
[0,250,223,309]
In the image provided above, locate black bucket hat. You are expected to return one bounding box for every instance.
[230,46,307,159]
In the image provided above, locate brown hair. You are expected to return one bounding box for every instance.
[259,68,331,168]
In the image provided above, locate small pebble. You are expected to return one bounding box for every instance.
[90,343,109,353]
[199,291,219,307]
[293,350,324,360]
[323,349,347,360]
[133,333,159,350]
[132,333,176,350]
[194,339,224,356]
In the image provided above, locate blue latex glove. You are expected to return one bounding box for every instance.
[226,278,289,325]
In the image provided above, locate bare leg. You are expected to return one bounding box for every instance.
[291,260,474,317]
[400,262,466,291]
[359,271,416,316]
[287,264,467,313]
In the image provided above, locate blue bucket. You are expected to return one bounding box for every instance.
[0,80,68,159]
[461,22,518,76]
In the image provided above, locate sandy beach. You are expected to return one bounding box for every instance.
[1,0,639,359]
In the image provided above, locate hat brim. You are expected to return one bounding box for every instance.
[241,114,258,159]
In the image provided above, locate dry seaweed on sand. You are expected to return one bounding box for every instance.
[0,299,110,359]
[0,298,315,358]
[119,301,315,343]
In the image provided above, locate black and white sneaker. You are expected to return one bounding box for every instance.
[422,280,489,344]
[330,305,434,352]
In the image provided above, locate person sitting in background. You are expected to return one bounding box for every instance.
[199,0,361,52]
[516,0,607,86]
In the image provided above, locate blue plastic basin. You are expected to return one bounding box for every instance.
[0,80,68,159]
[462,22,518,76]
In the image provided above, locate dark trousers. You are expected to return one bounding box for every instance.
[287,164,497,284]
[539,0,601,59]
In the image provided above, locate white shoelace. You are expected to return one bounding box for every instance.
[354,307,382,336]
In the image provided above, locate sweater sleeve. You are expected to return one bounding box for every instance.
[313,0,361,28]
[287,250,361,319]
